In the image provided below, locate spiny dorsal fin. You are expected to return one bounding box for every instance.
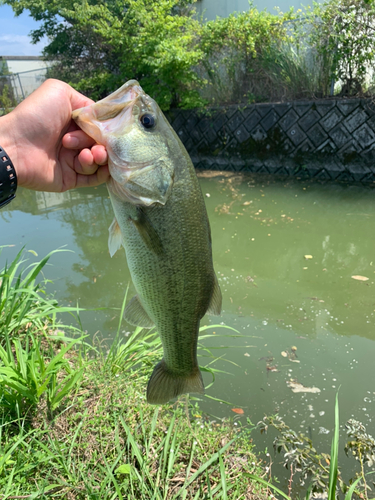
[131,207,164,256]
[124,295,154,328]
[206,273,222,316]
[108,217,122,257]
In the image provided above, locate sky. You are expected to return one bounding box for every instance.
[0,4,47,56]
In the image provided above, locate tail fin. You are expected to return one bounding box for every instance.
[147,359,204,405]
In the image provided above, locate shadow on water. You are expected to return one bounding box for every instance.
[1,172,375,485]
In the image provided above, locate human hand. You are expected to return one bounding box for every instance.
[0,79,109,192]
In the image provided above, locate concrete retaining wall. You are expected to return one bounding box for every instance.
[168,98,375,183]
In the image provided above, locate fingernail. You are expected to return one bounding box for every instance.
[67,136,79,147]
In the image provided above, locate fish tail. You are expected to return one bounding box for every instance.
[147,359,204,405]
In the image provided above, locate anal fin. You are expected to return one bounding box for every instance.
[124,295,154,328]
[147,359,204,405]
[206,273,222,316]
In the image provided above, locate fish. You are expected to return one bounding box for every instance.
[72,80,222,404]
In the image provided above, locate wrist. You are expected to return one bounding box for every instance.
[0,111,33,193]
[0,114,18,207]
[0,112,19,178]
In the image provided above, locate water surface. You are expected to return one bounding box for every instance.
[1,173,374,485]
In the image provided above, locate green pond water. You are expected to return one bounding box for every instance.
[1,172,374,487]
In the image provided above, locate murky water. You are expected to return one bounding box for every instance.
[1,173,374,486]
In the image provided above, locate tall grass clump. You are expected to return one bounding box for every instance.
[0,248,86,415]
[198,6,294,105]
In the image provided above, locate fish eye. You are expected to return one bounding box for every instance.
[140,113,155,129]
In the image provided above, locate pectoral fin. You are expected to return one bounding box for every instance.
[108,218,123,257]
[124,295,154,328]
[206,274,222,316]
[131,207,164,256]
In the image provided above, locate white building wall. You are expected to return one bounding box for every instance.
[4,58,48,74]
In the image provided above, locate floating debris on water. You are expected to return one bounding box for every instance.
[351,275,369,281]
[319,427,330,435]
[287,380,321,393]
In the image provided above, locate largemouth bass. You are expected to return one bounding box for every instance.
[72,80,222,404]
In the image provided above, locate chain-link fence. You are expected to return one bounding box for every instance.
[0,67,50,103]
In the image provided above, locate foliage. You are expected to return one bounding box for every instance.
[0,85,16,116]
[198,6,294,104]
[258,414,333,495]
[306,0,375,95]
[3,0,375,106]
[259,395,375,499]
[262,38,333,100]
[0,248,80,342]
[0,62,16,115]
[2,0,205,110]
[345,419,375,499]
[0,249,87,414]
[0,333,85,413]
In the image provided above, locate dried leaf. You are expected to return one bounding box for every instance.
[231,408,244,414]
[351,275,369,281]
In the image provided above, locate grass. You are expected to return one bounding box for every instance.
[0,250,270,499]
[0,348,270,499]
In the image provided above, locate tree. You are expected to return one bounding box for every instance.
[307,0,375,95]
[2,0,205,109]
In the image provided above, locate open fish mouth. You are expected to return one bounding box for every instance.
[72,80,142,122]
[72,79,158,146]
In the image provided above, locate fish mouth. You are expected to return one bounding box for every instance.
[72,80,150,143]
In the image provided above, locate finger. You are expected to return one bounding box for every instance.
[75,148,98,175]
[75,165,110,189]
[91,145,108,165]
[62,130,96,150]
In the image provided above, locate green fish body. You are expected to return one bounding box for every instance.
[72,80,221,404]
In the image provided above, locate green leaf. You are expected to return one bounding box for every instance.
[115,464,132,475]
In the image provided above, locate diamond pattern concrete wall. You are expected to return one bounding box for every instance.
[167,98,375,182]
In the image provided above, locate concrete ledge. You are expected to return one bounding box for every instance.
[167,98,375,183]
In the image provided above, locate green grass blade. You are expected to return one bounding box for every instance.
[344,477,362,500]
[218,451,227,500]
[243,473,291,500]
[328,392,340,500]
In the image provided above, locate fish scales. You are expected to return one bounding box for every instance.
[72,80,222,404]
